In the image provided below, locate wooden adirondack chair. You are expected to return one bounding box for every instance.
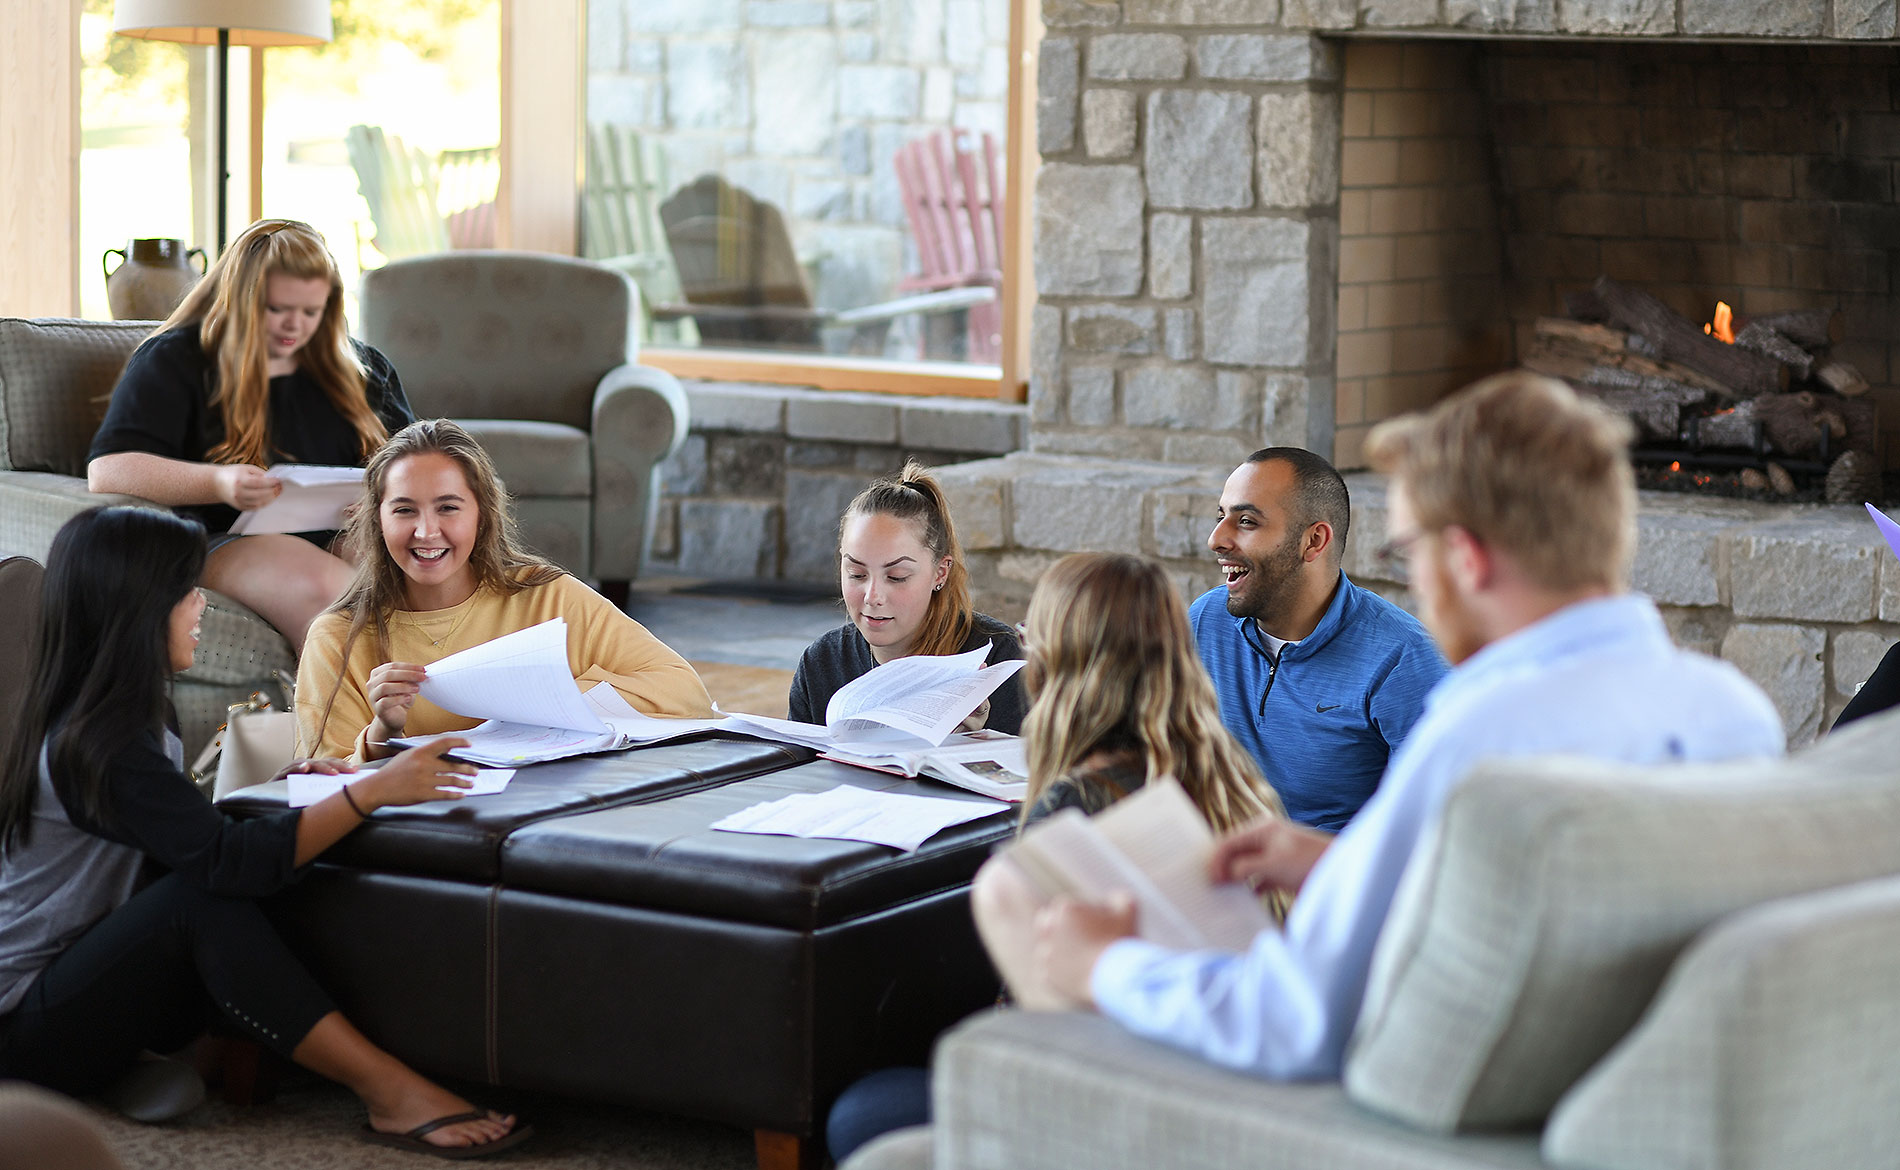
[346,124,450,264]
[436,145,498,250]
[582,124,693,343]
[653,173,992,355]
[893,128,1005,363]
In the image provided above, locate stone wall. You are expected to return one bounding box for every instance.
[938,457,1896,747]
[650,381,1026,583]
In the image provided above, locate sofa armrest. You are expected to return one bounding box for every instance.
[1544,873,1900,1170]
[590,362,688,583]
[0,471,164,560]
[931,1011,1541,1170]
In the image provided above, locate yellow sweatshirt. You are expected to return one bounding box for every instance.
[297,572,713,762]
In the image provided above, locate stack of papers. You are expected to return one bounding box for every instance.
[711,784,1009,851]
[388,619,730,765]
[228,464,364,535]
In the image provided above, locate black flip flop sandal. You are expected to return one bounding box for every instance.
[362,1110,535,1160]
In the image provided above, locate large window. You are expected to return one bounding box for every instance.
[583,0,1032,393]
[78,1,499,323]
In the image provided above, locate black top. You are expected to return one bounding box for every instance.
[1023,755,1148,828]
[787,613,1029,735]
[88,325,415,535]
[62,722,303,898]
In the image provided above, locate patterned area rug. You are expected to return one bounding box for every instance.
[689,662,795,720]
[91,1073,757,1169]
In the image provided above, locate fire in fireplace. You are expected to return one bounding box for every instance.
[1525,275,1880,504]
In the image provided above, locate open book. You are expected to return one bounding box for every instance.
[387,618,728,765]
[1003,776,1276,953]
[823,729,1029,802]
[725,642,1025,752]
[227,464,364,535]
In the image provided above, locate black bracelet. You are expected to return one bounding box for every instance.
[341,782,368,819]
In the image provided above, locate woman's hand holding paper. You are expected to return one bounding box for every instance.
[360,737,476,808]
[367,660,428,747]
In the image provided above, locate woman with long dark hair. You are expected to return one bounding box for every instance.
[0,507,530,1157]
[87,218,415,651]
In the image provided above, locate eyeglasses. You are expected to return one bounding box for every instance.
[1373,530,1427,575]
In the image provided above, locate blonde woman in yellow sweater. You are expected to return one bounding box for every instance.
[297,420,712,762]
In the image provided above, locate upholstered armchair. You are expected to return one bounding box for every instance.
[357,251,689,596]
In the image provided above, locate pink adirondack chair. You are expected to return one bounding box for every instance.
[893,129,1004,364]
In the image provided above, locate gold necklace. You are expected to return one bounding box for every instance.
[413,606,470,651]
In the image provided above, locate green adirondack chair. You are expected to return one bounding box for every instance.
[346,124,451,265]
[582,124,693,344]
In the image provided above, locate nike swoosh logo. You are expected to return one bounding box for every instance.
[1316,703,1341,713]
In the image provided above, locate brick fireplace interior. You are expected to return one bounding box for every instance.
[1332,37,1900,471]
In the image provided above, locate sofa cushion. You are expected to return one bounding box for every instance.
[0,318,153,476]
[1344,709,1900,1132]
[499,760,1015,930]
[455,418,591,497]
[1542,874,1900,1170]
[933,1011,1545,1170]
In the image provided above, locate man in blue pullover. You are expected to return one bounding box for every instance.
[1191,448,1446,831]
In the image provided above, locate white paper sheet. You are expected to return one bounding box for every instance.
[227,464,364,535]
[417,618,607,733]
[286,767,516,808]
[584,681,734,742]
[711,784,1007,851]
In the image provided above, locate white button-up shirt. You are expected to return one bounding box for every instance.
[1090,594,1786,1080]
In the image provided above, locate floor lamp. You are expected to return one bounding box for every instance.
[112,0,333,255]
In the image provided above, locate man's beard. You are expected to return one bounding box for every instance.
[1224,527,1306,629]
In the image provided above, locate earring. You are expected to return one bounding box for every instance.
[933,583,943,591]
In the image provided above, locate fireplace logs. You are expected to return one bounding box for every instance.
[1530,278,1878,503]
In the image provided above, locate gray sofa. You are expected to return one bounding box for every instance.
[0,276,686,752]
[849,709,1900,1170]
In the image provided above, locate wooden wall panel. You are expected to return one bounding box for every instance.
[0,0,81,317]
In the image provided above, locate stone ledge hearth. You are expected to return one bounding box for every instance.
[939,455,1896,745]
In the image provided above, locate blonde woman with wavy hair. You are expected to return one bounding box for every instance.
[88,219,414,651]
[1017,553,1283,832]
[973,552,1285,1011]
[297,419,712,762]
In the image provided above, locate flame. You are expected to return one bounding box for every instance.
[1702,301,1735,344]
[1669,461,1681,472]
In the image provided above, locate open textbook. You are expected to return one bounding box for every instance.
[823,730,1029,802]
[387,618,727,765]
[725,642,1025,751]
[1002,776,1277,953]
[227,464,364,535]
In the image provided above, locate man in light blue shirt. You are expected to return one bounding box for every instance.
[1006,372,1785,1080]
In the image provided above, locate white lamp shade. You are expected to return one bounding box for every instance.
[113,0,332,46]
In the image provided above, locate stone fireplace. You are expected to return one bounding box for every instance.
[934,1,1900,744]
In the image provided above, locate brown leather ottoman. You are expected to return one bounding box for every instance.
[228,736,1013,1169]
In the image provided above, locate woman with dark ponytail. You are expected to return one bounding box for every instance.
[788,460,1027,733]
[0,507,531,1157]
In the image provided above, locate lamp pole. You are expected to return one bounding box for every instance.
[216,27,229,255]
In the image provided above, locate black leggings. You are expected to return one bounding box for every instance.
[1835,642,1900,731]
[0,873,335,1096]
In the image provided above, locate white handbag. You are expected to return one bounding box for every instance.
[191,673,299,799]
